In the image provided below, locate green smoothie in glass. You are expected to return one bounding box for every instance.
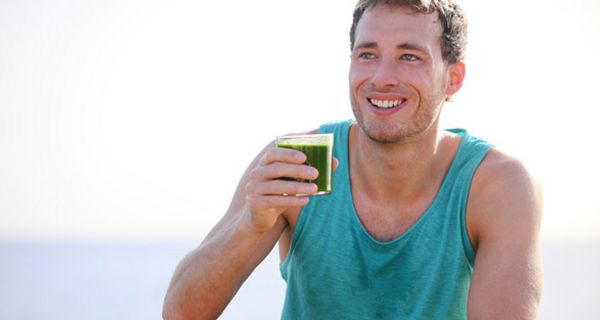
[276,133,334,195]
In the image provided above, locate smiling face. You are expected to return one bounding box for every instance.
[349,4,464,144]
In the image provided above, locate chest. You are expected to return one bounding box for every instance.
[281,190,473,319]
[352,198,431,242]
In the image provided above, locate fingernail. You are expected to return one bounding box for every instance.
[311,168,319,178]
[310,183,318,193]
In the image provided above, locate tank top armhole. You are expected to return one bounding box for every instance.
[461,190,476,269]
[458,138,492,269]
[446,129,492,269]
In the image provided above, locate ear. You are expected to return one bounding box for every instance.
[445,62,466,96]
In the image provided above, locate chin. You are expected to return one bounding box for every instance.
[359,122,407,144]
[352,102,432,144]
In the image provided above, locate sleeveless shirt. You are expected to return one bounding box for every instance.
[280,119,492,319]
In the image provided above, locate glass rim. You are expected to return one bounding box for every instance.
[276,133,333,140]
[276,133,333,145]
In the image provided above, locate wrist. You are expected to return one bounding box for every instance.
[236,208,270,239]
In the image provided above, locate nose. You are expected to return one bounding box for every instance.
[371,58,398,90]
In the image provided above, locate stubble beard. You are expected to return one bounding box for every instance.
[350,93,443,145]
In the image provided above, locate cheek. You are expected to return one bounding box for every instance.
[349,66,369,96]
[348,66,360,87]
[410,72,442,96]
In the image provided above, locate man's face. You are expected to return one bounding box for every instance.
[349,5,458,144]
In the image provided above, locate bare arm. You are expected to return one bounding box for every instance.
[467,150,543,319]
[162,142,319,320]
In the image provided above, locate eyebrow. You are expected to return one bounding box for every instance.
[353,42,378,50]
[354,41,429,54]
[397,43,428,53]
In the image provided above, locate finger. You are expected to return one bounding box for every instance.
[247,194,310,210]
[260,147,306,165]
[253,180,318,196]
[251,162,319,181]
[332,157,339,171]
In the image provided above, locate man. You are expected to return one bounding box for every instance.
[163,0,543,319]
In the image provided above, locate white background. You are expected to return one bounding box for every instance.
[1,1,599,319]
[1,0,599,243]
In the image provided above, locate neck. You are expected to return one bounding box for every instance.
[349,123,450,204]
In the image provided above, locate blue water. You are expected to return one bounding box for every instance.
[0,240,598,319]
[0,240,285,320]
[0,241,187,320]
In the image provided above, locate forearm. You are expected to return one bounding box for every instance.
[163,142,318,319]
[163,213,265,320]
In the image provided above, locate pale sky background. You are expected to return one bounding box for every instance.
[1,0,599,242]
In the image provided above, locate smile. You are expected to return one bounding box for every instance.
[368,98,407,109]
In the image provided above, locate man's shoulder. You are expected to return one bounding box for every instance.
[473,148,536,192]
[467,148,542,246]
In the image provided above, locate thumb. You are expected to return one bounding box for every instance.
[332,157,340,172]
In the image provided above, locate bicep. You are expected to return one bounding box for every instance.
[467,153,543,319]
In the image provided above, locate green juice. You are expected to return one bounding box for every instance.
[276,134,333,195]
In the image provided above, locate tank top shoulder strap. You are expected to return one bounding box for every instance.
[443,128,492,264]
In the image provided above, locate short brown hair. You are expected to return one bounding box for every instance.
[350,0,468,64]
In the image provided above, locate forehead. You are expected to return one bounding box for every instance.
[354,5,443,50]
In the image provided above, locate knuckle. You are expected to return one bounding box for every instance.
[245,179,264,196]
[265,148,279,163]
[244,181,255,194]
[246,194,261,208]
[248,167,261,180]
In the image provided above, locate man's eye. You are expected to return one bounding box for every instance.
[401,54,419,61]
[358,52,376,60]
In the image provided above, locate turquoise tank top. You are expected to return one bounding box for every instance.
[280,119,492,319]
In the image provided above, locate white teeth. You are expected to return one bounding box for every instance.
[370,99,404,109]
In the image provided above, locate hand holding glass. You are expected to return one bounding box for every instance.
[276,134,334,195]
